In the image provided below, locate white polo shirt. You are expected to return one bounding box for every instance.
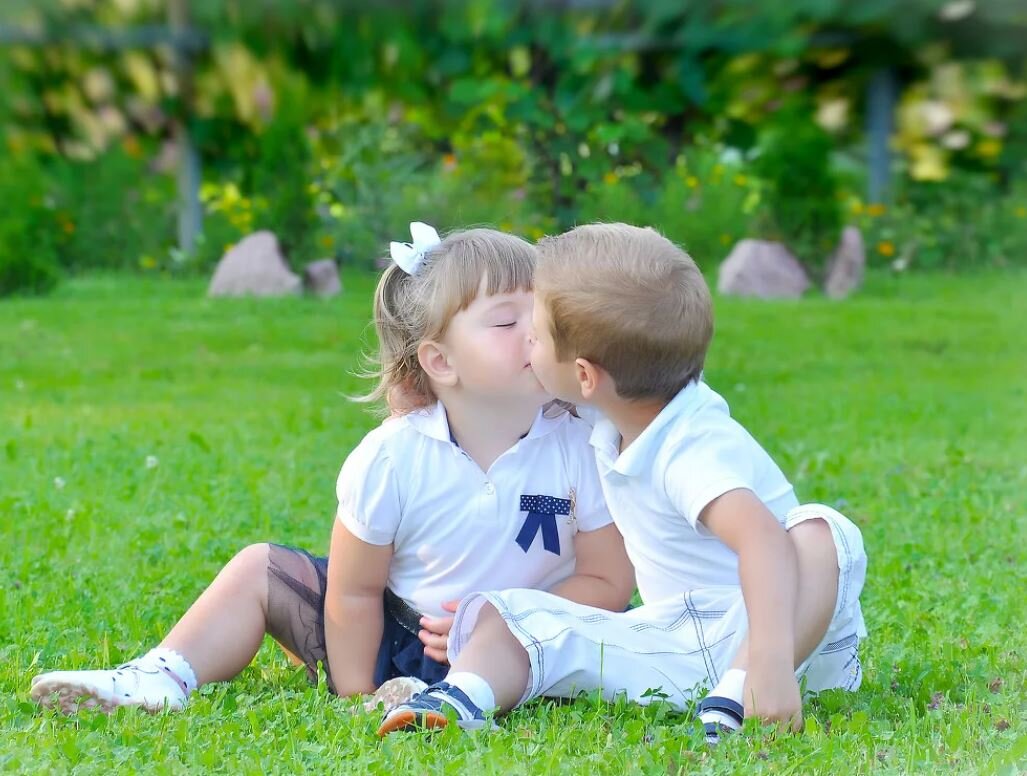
[589,380,799,603]
[336,402,612,617]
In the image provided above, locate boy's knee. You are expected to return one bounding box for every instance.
[788,519,836,559]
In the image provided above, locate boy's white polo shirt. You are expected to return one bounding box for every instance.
[590,380,799,603]
[336,402,612,617]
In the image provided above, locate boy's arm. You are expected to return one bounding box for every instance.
[699,488,802,727]
[324,518,393,697]
[548,523,635,611]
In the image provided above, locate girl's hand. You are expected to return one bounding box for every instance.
[418,600,460,663]
[743,657,803,731]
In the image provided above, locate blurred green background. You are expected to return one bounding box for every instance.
[1,0,1026,296]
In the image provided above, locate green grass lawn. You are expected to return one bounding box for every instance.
[1,271,1025,774]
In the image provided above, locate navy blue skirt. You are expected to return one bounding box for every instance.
[265,544,448,693]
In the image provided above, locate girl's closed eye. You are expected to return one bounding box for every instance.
[494,322,517,329]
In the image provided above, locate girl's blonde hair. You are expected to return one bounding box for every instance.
[359,228,536,411]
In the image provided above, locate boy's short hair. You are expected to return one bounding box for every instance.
[536,223,713,402]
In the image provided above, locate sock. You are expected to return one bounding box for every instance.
[443,672,496,712]
[698,668,746,741]
[710,668,746,706]
[133,647,198,700]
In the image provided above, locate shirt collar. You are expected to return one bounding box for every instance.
[589,380,707,477]
[404,401,455,444]
[404,402,566,447]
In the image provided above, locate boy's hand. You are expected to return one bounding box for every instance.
[744,656,803,731]
[418,600,460,663]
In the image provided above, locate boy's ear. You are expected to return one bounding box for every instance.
[417,341,457,387]
[575,358,605,401]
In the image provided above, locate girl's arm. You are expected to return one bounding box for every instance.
[549,523,635,611]
[324,518,393,697]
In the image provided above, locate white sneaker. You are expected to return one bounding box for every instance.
[31,663,187,714]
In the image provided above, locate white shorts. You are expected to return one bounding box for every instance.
[449,503,868,709]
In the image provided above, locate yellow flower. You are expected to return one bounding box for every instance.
[686,176,699,189]
[719,234,732,246]
[733,174,747,187]
[976,138,1002,158]
[850,201,864,215]
[603,172,618,185]
[867,203,887,217]
[877,241,896,257]
[121,135,142,159]
[1015,206,1026,219]
[443,153,457,170]
[139,254,157,270]
[319,235,334,249]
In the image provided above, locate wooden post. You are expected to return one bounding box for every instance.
[168,0,202,255]
[866,67,897,204]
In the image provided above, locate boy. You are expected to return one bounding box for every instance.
[378,224,867,742]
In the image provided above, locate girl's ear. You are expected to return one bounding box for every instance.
[417,341,457,387]
[575,358,603,400]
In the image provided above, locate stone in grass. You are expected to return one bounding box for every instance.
[824,226,866,300]
[208,231,302,298]
[717,239,811,300]
[303,259,342,298]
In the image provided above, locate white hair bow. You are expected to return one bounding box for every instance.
[390,221,441,275]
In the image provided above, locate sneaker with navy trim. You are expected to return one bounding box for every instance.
[376,681,494,735]
[696,694,744,745]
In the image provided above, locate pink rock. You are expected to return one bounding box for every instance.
[208,231,301,298]
[717,239,810,299]
[824,226,866,299]
[303,259,342,298]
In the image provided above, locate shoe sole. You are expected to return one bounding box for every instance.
[30,678,173,715]
[376,709,450,736]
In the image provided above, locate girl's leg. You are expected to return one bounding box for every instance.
[31,543,279,713]
[159,542,273,686]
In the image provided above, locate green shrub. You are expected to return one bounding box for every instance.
[0,154,61,297]
[576,144,760,270]
[850,173,1027,271]
[47,148,176,272]
[752,106,841,271]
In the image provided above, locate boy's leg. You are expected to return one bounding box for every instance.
[31,543,276,712]
[431,602,530,710]
[700,505,865,742]
[726,517,839,673]
[378,589,740,735]
[376,603,527,734]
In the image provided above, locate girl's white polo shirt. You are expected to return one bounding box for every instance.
[589,380,799,604]
[336,402,612,618]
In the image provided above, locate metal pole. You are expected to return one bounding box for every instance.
[866,67,897,204]
[168,0,202,255]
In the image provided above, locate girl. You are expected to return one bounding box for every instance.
[30,224,634,714]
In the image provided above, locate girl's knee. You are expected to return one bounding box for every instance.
[228,543,272,578]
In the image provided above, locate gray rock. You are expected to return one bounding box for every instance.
[824,226,866,299]
[208,231,301,298]
[717,239,810,299]
[302,259,342,298]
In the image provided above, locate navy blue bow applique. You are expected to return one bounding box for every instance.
[516,494,571,555]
